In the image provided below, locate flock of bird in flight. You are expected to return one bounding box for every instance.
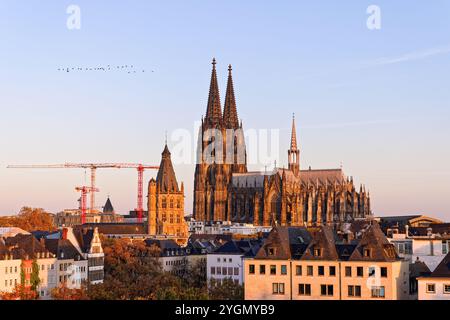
[57,65,154,74]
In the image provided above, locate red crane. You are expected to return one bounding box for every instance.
[111,164,160,223]
[7,163,159,222]
[75,186,99,224]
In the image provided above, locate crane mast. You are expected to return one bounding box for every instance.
[7,163,159,223]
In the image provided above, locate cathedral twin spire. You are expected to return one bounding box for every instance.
[204,58,239,129]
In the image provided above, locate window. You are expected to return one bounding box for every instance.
[314,248,322,257]
[443,241,448,255]
[272,283,285,295]
[270,265,276,275]
[211,267,215,275]
[296,265,302,276]
[329,266,336,276]
[348,285,362,297]
[268,247,276,256]
[426,284,436,293]
[217,267,222,275]
[307,266,313,276]
[298,284,311,296]
[229,258,232,263]
[444,284,450,294]
[345,266,352,277]
[249,264,255,274]
[321,285,334,296]
[318,266,325,276]
[222,267,227,275]
[162,198,167,208]
[234,268,239,276]
[363,248,371,257]
[381,267,388,278]
[217,257,220,263]
[170,198,174,208]
[260,265,266,274]
[357,267,363,277]
[371,286,385,298]
[281,265,287,275]
[368,267,376,277]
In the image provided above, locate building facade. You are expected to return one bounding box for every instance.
[207,240,261,286]
[193,60,371,227]
[147,144,189,245]
[244,223,410,300]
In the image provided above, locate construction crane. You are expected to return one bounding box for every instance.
[7,163,159,222]
[75,186,99,224]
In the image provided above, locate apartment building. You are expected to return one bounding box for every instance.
[207,240,261,285]
[1,234,57,299]
[244,223,410,300]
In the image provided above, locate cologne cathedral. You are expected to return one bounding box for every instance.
[193,59,372,227]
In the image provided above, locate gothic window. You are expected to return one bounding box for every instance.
[170,198,174,208]
[162,198,167,208]
[177,199,181,209]
[170,214,174,223]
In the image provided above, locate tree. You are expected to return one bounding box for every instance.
[88,238,168,300]
[30,259,41,291]
[208,279,244,300]
[51,283,89,300]
[0,284,39,300]
[0,207,56,232]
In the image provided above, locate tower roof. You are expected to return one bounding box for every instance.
[290,113,298,151]
[223,64,239,128]
[156,144,180,193]
[103,197,115,214]
[205,58,222,126]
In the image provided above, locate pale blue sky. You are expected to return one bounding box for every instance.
[0,1,449,220]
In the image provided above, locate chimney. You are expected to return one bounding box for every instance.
[39,237,45,246]
[62,228,68,240]
[405,225,409,238]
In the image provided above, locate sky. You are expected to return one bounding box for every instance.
[0,1,449,220]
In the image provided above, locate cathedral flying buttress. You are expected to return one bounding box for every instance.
[193,59,372,227]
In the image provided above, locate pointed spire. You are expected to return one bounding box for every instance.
[103,197,115,214]
[205,58,222,126]
[223,64,239,128]
[290,113,298,150]
[156,143,179,193]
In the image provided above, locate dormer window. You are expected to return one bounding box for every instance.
[268,247,276,256]
[363,248,371,258]
[314,248,322,257]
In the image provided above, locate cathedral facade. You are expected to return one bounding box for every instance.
[193,60,372,227]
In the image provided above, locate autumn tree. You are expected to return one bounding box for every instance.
[0,207,56,232]
[208,279,244,300]
[51,283,89,300]
[0,284,39,300]
[88,239,167,300]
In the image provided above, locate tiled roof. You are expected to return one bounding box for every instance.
[302,226,339,261]
[44,238,84,260]
[3,234,51,259]
[348,223,398,262]
[156,144,180,193]
[410,260,432,278]
[429,252,450,278]
[82,223,146,235]
[254,223,400,262]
